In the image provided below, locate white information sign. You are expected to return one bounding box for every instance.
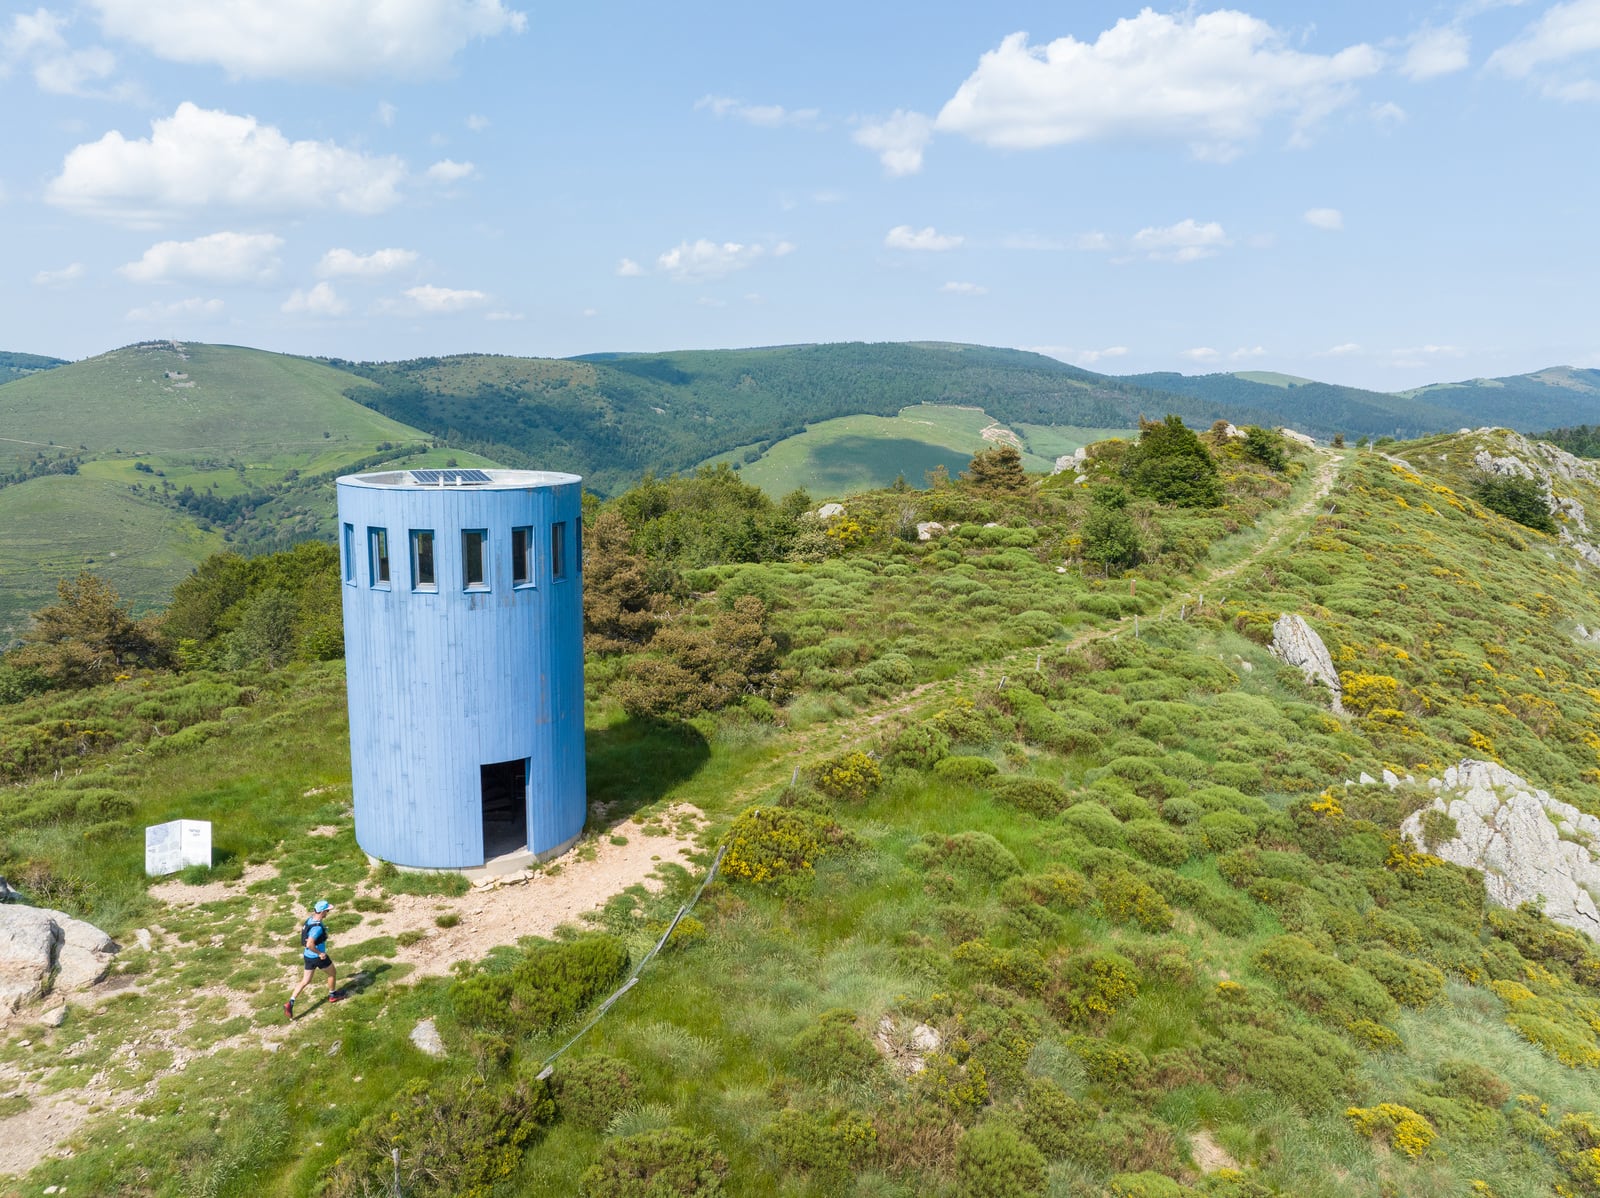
[144,819,213,877]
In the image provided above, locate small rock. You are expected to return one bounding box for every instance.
[133,929,153,951]
[41,1006,67,1028]
[263,1040,281,1053]
[1269,614,1345,714]
[1359,772,1377,785]
[916,521,945,541]
[1382,769,1400,789]
[326,1039,342,1056]
[410,1018,446,1058]
[815,502,846,520]
[910,1023,941,1053]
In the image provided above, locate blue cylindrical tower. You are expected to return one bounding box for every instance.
[336,467,585,869]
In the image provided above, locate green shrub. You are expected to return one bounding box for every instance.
[1051,951,1142,1025]
[990,776,1072,818]
[1197,811,1257,852]
[953,940,1050,995]
[906,831,1022,884]
[1000,868,1092,913]
[1125,416,1223,508]
[762,1108,876,1186]
[1355,948,1445,1007]
[1108,1175,1187,1198]
[789,1009,881,1085]
[723,805,853,884]
[1161,797,1201,825]
[1419,807,1459,850]
[885,723,951,771]
[1124,819,1191,868]
[324,1075,552,1198]
[1474,474,1557,534]
[1434,1060,1511,1110]
[1016,1076,1092,1159]
[578,1127,729,1198]
[956,1122,1046,1198]
[555,1055,637,1131]
[1061,802,1125,847]
[1067,1035,1148,1090]
[1096,871,1175,932]
[1253,936,1397,1027]
[452,935,629,1035]
[814,750,883,801]
[934,755,1001,785]
[915,1052,991,1118]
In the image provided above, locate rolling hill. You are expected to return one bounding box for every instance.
[0,342,461,639]
[1399,366,1600,430]
[0,351,66,384]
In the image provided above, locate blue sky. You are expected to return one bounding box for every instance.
[2,1,1598,391]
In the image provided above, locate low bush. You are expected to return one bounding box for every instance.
[955,1121,1046,1198]
[885,723,951,771]
[1015,1076,1092,1159]
[953,940,1050,995]
[762,1108,876,1187]
[1067,1035,1148,1090]
[1000,867,1092,913]
[1434,1059,1511,1110]
[1354,948,1445,1007]
[990,776,1072,818]
[1096,871,1175,932]
[1124,819,1191,868]
[578,1127,729,1198]
[555,1055,637,1131]
[934,755,1001,785]
[1253,935,1397,1028]
[1049,951,1142,1025]
[324,1075,552,1198]
[906,831,1022,884]
[451,935,629,1035]
[1344,1103,1437,1159]
[814,750,883,801]
[723,805,854,884]
[1061,801,1125,847]
[789,1008,881,1085]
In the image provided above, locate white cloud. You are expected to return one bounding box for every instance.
[940,281,987,295]
[1488,0,1600,94]
[47,102,406,225]
[1131,219,1230,262]
[281,281,347,315]
[1401,26,1471,79]
[934,13,1382,162]
[695,94,821,127]
[86,0,527,81]
[33,44,117,94]
[1393,343,1464,358]
[317,247,418,278]
[125,296,224,323]
[885,224,963,251]
[466,113,490,131]
[3,8,131,99]
[120,231,283,284]
[853,109,934,176]
[3,7,67,58]
[376,100,397,126]
[1231,345,1269,359]
[1026,345,1129,367]
[1183,347,1221,362]
[656,238,790,281]
[615,257,644,277]
[403,283,486,312]
[33,262,85,287]
[1370,100,1409,128]
[1304,207,1344,230]
[1317,342,1364,357]
[425,158,475,183]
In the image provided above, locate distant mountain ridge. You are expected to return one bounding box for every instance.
[0,350,67,384]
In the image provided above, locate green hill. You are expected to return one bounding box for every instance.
[1122,370,1462,439]
[1399,366,1600,430]
[0,350,67,384]
[333,343,1282,495]
[0,342,457,639]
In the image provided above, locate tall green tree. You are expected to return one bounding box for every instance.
[12,573,163,688]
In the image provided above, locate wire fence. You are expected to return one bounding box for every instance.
[533,843,726,1080]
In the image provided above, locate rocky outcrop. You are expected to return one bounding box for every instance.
[1471,429,1600,567]
[0,905,118,1014]
[1400,759,1600,940]
[1053,447,1089,475]
[815,502,846,520]
[1280,428,1317,448]
[916,522,946,541]
[1269,614,1345,714]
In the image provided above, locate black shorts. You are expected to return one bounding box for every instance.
[303,956,334,972]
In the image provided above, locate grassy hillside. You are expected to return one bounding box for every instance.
[701,403,1131,498]
[1122,371,1461,440]
[5,426,1600,1195]
[0,342,451,640]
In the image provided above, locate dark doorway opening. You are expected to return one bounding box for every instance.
[480,758,529,862]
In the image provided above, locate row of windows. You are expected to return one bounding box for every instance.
[342,520,579,592]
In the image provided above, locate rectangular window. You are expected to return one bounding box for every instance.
[368,527,390,587]
[512,525,533,587]
[551,520,567,581]
[575,517,583,576]
[462,529,488,589]
[342,523,354,584]
[410,530,436,590]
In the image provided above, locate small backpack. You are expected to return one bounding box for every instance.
[297,916,323,953]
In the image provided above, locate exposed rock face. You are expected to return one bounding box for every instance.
[815,502,846,520]
[1052,447,1090,476]
[916,522,946,541]
[1400,759,1600,941]
[1269,614,1345,714]
[0,906,117,1013]
[1280,428,1317,448]
[1471,429,1600,568]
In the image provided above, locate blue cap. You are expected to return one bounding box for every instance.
[313,900,331,912]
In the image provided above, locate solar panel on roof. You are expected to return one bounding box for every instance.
[410,468,492,485]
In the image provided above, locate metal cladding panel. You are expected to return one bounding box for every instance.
[337,474,586,868]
